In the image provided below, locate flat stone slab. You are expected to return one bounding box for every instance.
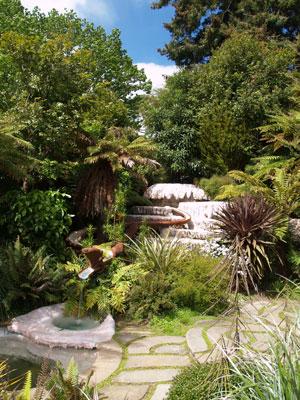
[7,304,115,349]
[151,384,171,400]
[128,336,185,354]
[115,369,181,383]
[117,333,145,344]
[206,326,229,345]
[154,344,187,354]
[186,327,208,353]
[125,355,190,368]
[195,319,233,326]
[88,339,122,383]
[100,384,149,400]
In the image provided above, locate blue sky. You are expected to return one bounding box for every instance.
[21,0,178,89]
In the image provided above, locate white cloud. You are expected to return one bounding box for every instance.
[136,63,178,91]
[22,0,85,14]
[21,0,116,23]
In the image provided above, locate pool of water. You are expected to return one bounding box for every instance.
[0,328,99,387]
[1,354,49,390]
[52,316,100,331]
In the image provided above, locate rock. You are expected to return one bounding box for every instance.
[154,344,187,354]
[7,304,115,349]
[114,369,181,383]
[125,355,190,368]
[289,218,300,246]
[151,384,172,400]
[128,336,185,354]
[144,184,209,207]
[100,385,149,400]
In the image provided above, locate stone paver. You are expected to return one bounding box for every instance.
[117,333,145,344]
[150,384,172,400]
[114,369,181,383]
[100,384,149,400]
[88,339,123,383]
[186,327,208,353]
[206,326,228,345]
[128,336,185,354]
[154,344,187,354]
[82,298,300,399]
[125,355,190,368]
[195,319,233,326]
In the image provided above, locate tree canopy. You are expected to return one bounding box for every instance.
[143,32,296,179]
[0,0,151,184]
[151,0,300,65]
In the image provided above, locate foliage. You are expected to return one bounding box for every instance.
[0,357,104,400]
[16,371,31,400]
[103,184,126,243]
[142,71,207,181]
[217,160,300,217]
[63,255,145,317]
[0,358,22,395]
[81,225,95,249]
[196,175,234,200]
[197,108,250,175]
[75,127,159,219]
[0,116,35,181]
[144,32,294,181]
[127,272,176,319]
[0,189,73,256]
[149,308,202,336]
[171,253,228,315]
[151,0,300,65]
[0,3,151,190]
[166,361,231,400]
[212,195,287,295]
[127,229,189,274]
[214,316,300,399]
[0,238,64,320]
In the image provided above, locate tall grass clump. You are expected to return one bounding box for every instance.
[214,314,300,399]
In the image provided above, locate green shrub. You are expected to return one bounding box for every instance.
[167,362,230,400]
[171,253,228,315]
[0,238,65,320]
[127,272,176,319]
[0,189,73,258]
[195,174,234,199]
[63,256,145,318]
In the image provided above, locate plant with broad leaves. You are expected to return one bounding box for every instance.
[211,194,287,295]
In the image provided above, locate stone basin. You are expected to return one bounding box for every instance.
[8,304,115,349]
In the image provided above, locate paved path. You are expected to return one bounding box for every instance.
[93,297,299,400]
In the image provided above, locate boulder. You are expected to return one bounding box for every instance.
[144,184,209,207]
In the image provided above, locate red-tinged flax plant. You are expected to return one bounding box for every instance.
[211,194,288,297]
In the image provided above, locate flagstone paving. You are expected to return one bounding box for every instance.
[96,297,300,400]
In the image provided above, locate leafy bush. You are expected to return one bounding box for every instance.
[63,255,145,318]
[196,174,234,200]
[0,238,65,320]
[171,253,228,315]
[127,272,176,319]
[167,362,230,400]
[0,190,73,258]
[126,231,189,319]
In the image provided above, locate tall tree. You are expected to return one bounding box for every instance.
[0,3,151,186]
[151,0,300,65]
[143,32,295,180]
